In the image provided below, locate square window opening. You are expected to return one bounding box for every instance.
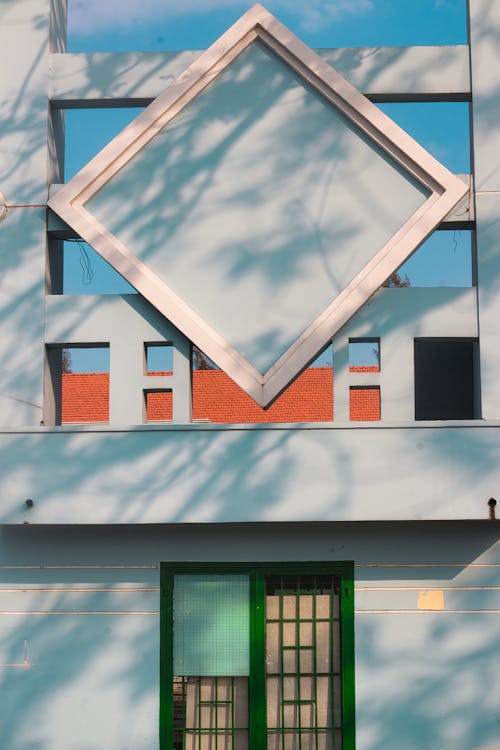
[65,108,144,181]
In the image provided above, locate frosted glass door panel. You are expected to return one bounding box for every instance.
[173,575,249,676]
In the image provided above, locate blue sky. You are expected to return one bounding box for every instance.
[68,0,467,51]
[63,0,470,371]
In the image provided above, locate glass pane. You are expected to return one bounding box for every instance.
[173,575,249,676]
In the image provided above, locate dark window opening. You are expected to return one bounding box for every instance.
[414,338,478,420]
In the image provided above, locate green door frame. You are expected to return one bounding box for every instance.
[160,561,355,750]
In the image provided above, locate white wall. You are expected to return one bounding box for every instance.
[0,522,497,750]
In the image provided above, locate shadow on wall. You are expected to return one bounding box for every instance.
[1,412,500,525]
[0,521,497,749]
[356,612,500,750]
[0,588,159,748]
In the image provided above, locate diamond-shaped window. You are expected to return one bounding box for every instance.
[49,4,467,407]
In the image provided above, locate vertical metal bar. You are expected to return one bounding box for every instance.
[340,568,356,750]
[297,576,302,750]
[330,579,336,750]
[160,567,174,750]
[280,577,285,750]
[215,675,219,743]
[198,679,202,750]
[313,576,319,750]
[250,570,266,750]
[231,677,235,750]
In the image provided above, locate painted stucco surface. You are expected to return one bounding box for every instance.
[0,423,499,524]
[0,523,497,750]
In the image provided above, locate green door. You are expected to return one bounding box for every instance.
[161,564,354,750]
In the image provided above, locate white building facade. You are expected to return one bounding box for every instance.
[0,1,498,748]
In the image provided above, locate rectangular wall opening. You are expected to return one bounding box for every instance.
[414,338,478,420]
[191,345,333,423]
[385,230,473,288]
[145,343,173,375]
[62,240,136,295]
[46,344,110,425]
[377,102,470,174]
[348,339,380,372]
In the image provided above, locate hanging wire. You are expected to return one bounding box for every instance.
[77,240,94,284]
[66,238,94,285]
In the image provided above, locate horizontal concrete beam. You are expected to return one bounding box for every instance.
[49,45,470,107]
[0,422,497,523]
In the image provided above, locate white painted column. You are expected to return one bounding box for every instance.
[469,0,500,418]
[0,0,66,426]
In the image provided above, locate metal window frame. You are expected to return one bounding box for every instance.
[160,561,355,750]
[48,3,467,408]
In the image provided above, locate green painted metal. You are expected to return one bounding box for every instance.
[160,567,174,750]
[340,571,356,750]
[250,571,267,749]
[160,562,355,750]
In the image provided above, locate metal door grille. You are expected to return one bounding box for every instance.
[172,675,249,749]
[265,575,342,750]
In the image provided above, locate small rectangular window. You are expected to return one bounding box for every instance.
[145,343,173,375]
[348,338,380,372]
[414,338,477,420]
[349,386,381,421]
